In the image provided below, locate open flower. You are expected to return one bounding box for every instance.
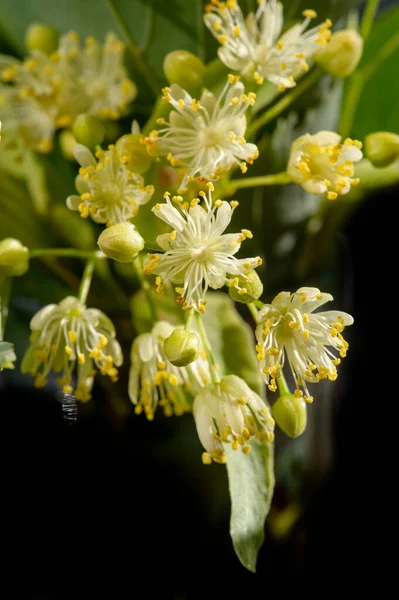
[66,143,154,226]
[21,296,123,402]
[204,1,332,90]
[287,131,363,199]
[255,287,354,402]
[144,184,262,312]
[145,75,258,190]
[128,321,210,420]
[194,374,275,464]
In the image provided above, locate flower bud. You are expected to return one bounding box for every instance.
[72,114,105,149]
[25,23,59,55]
[316,29,363,78]
[228,270,263,304]
[364,131,399,168]
[59,130,77,161]
[163,50,206,93]
[272,394,307,438]
[115,134,152,174]
[163,329,199,367]
[0,238,29,278]
[97,223,144,262]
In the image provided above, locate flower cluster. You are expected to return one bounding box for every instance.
[0,31,135,152]
[204,1,332,90]
[144,184,262,312]
[21,296,123,402]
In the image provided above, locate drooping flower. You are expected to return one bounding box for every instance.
[287,131,363,199]
[255,287,354,402]
[144,184,262,312]
[66,144,154,226]
[194,374,275,464]
[204,1,332,90]
[144,75,259,191]
[21,296,123,402]
[128,321,210,420]
[0,31,135,152]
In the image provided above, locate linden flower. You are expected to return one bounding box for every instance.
[145,75,259,191]
[0,31,135,152]
[204,1,332,90]
[287,131,363,199]
[21,296,123,402]
[255,287,354,402]
[128,321,210,420]
[66,144,154,226]
[144,184,262,312]
[194,375,275,464]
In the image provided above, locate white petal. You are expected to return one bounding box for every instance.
[66,195,81,211]
[73,144,97,167]
[30,304,57,330]
[193,393,219,454]
[152,203,186,232]
[137,333,155,362]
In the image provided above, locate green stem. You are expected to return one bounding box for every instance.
[247,302,258,321]
[133,257,158,323]
[360,0,381,41]
[195,312,220,385]
[105,0,159,97]
[29,248,105,260]
[277,373,291,397]
[78,259,95,304]
[254,299,264,309]
[226,172,290,194]
[0,278,12,341]
[185,308,195,331]
[248,68,323,136]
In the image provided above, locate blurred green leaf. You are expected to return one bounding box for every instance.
[353,6,399,138]
[203,292,263,397]
[225,438,274,572]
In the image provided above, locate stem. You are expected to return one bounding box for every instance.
[248,68,322,136]
[247,302,258,321]
[254,299,264,309]
[29,248,105,260]
[105,0,159,97]
[226,172,290,194]
[0,278,12,340]
[195,312,220,385]
[132,257,158,323]
[277,373,291,397]
[360,0,381,42]
[185,308,194,331]
[78,259,95,304]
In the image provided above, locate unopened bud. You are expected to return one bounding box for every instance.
[272,394,307,438]
[0,238,29,278]
[163,50,206,93]
[72,114,105,149]
[115,134,152,174]
[25,23,59,55]
[316,29,363,78]
[59,130,77,161]
[228,270,263,304]
[364,131,399,168]
[163,329,199,367]
[97,223,144,262]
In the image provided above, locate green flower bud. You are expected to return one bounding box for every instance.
[59,130,77,161]
[0,238,29,278]
[72,114,105,149]
[25,23,59,55]
[272,394,307,438]
[163,329,199,367]
[97,222,144,262]
[228,270,263,304]
[115,134,152,174]
[163,50,206,93]
[316,29,363,78]
[364,131,399,168]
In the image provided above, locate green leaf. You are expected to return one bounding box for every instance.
[0,341,16,370]
[225,438,275,573]
[203,292,263,397]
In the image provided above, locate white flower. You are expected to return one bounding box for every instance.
[194,374,275,464]
[66,143,154,226]
[204,1,332,90]
[21,296,123,402]
[144,185,262,312]
[128,321,210,420]
[145,75,259,191]
[287,131,363,200]
[255,287,354,402]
